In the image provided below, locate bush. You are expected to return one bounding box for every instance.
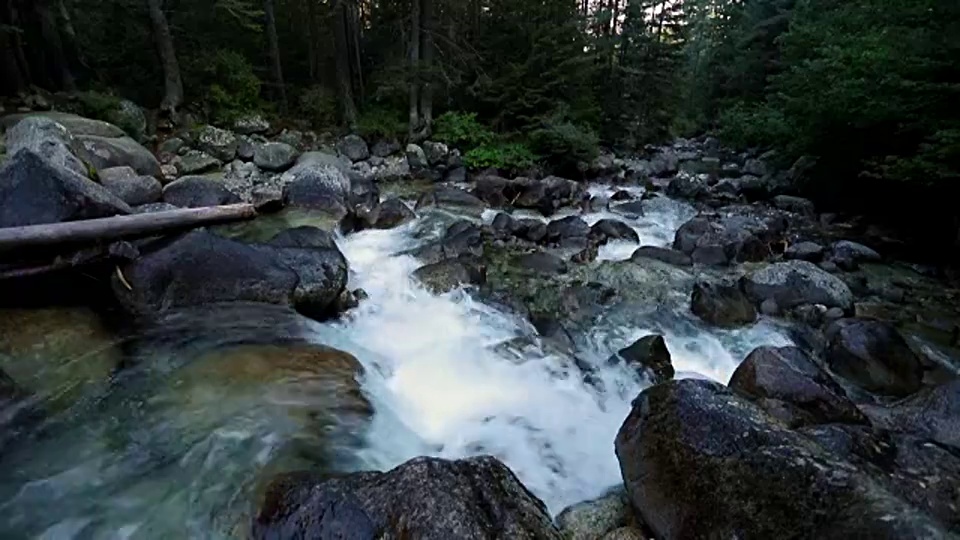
[191,49,261,124]
[717,102,789,150]
[297,85,338,128]
[433,111,495,150]
[464,141,538,172]
[357,107,406,140]
[529,117,599,172]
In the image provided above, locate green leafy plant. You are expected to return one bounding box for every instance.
[357,107,406,139]
[433,111,495,150]
[194,49,262,124]
[297,85,338,128]
[529,116,599,172]
[464,141,538,172]
[717,102,789,150]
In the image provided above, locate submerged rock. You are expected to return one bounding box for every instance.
[690,281,757,328]
[729,346,865,428]
[413,256,486,294]
[825,318,923,396]
[611,334,674,384]
[252,456,561,539]
[630,246,692,267]
[615,379,949,539]
[590,219,639,245]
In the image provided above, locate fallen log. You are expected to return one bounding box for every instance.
[0,204,257,253]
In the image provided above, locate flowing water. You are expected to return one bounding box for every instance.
[0,187,794,538]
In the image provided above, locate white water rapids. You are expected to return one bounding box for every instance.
[0,187,795,538]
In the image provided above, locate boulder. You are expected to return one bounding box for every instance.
[0,111,124,138]
[133,202,179,214]
[77,134,163,178]
[512,252,568,275]
[296,151,353,177]
[415,187,486,214]
[673,216,769,266]
[281,158,351,219]
[253,142,298,172]
[407,221,483,265]
[371,139,401,158]
[630,246,692,267]
[373,154,411,182]
[162,176,241,208]
[406,143,428,170]
[113,228,347,319]
[743,158,767,177]
[649,149,679,177]
[368,198,416,230]
[859,380,960,450]
[729,346,865,427]
[665,175,707,200]
[347,174,379,214]
[603,527,648,540]
[742,260,854,310]
[158,136,185,157]
[251,456,560,539]
[556,488,633,540]
[195,125,239,162]
[99,166,162,206]
[824,318,924,396]
[784,241,825,262]
[474,175,583,216]
[173,150,221,175]
[513,218,548,243]
[611,334,674,384]
[413,256,486,294]
[545,216,590,248]
[445,166,467,183]
[0,150,132,227]
[590,219,639,245]
[236,136,256,161]
[4,116,90,178]
[773,195,816,217]
[114,99,148,141]
[831,240,882,265]
[690,281,757,328]
[233,114,270,135]
[615,379,949,540]
[422,141,449,166]
[337,134,370,162]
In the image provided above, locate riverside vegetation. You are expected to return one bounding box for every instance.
[1,0,959,538]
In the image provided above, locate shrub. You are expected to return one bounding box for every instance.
[433,111,495,150]
[297,85,338,128]
[717,102,789,150]
[464,141,538,172]
[357,107,406,140]
[529,117,599,172]
[191,49,261,124]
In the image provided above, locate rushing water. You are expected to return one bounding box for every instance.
[0,187,793,538]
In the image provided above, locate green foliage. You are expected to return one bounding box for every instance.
[433,112,495,150]
[356,107,406,140]
[297,85,338,128]
[717,102,789,150]
[464,141,538,173]
[190,49,262,124]
[74,91,122,122]
[529,115,599,172]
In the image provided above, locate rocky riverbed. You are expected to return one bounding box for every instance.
[0,108,958,539]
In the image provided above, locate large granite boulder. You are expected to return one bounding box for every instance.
[824,318,924,397]
[281,157,351,219]
[610,334,674,384]
[413,256,486,294]
[253,142,298,172]
[77,134,162,178]
[0,150,131,227]
[742,260,854,310]
[98,166,162,206]
[556,488,634,540]
[162,176,241,208]
[337,134,370,162]
[690,281,757,328]
[251,456,561,539]
[195,125,239,162]
[859,380,960,450]
[474,175,584,216]
[672,216,771,266]
[415,187,487,214]
[615,379,949,539]
[4,116,90,177]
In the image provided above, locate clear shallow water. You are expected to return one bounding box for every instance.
[0,189,794,537]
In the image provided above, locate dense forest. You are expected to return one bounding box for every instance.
[1,0,959,237]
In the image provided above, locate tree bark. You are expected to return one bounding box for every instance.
[146,0,184,115]
[349,0,364,103]
[0,204,256,253]
[0,0,26,94]
[306,0,318,82]
[263,0,287,112]
[417,0,434,137]
[408,0,421,139]
[333,0,357,127]
[36,0,74,90]
[4,0,31,88]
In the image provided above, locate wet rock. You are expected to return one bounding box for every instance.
[415,187,486,214]
[603,527,648,540]
[743,158,767,177]
[784,241,825,262]
[251,186,284,212]
[800,423,960,530]
[422,141,449,166]
[407,221,483,264]
[114,228,347,319]
[572,245,599,264]
[296,151,353,177]
[690,281,757,328]
[474,175,584,216]
[252,456,560,539]
[372,154,411,182]
[556,488,633,540]
[773,195,816,216]
[649,149,679,177]
[590,219,639,245]
[195,125,239,162]
[611,335,674,384]
[513,252,568,275]
[158,136,185,157]
[665,175,706,200]
[4,116,90,177]
[546,216,590,248]
[729,346,865,427]
[173,150,220,175]
[406,143,428,170]
[615,379,949,540]
[371,139,401,158]
[162,176,241,208]
[445,166,467,183]
[368,198,416,230]
[514,218,548,243]
[1,111,123,139]
[413,256,486,294]
[630,246,692,267]
[253,142,298,172]
[760,298,780,316]
[742,260,854,310]
[672,216,770,266]
[0,150,132,227]
[233,114,270,135]
[819,260,839,273]
[99,167,163,206]
[825,318,923,396]
[337,134,370,162]
[281,158,351,219]
[859,380,960,450]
